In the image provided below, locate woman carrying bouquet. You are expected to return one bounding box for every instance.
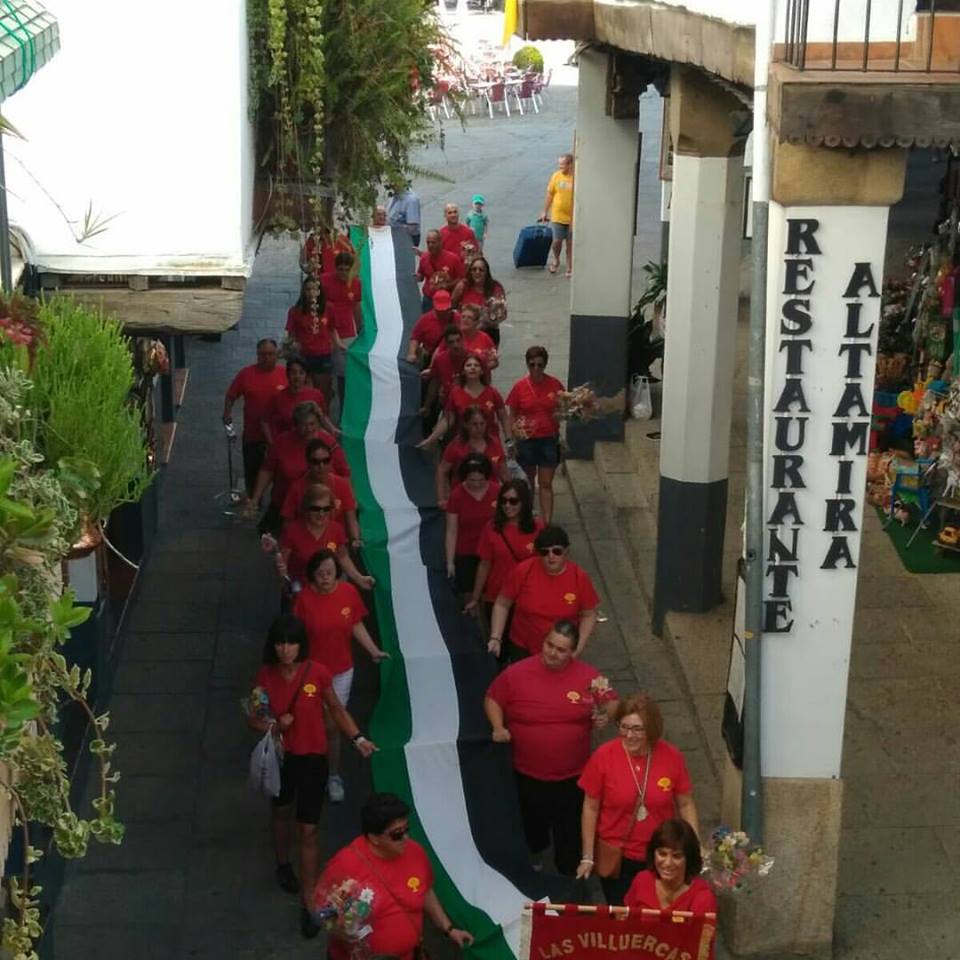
[484,620,618,874]
[452,255,507,347]
[624,819,717,959]
[506,345,565,524]
[316,793,474,960]
[436,405,509,508]
[293,550,388,804]
[246,615,376,939]
[576,694,701,906]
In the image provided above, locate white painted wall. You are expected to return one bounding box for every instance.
[5,0,256,276]
[761,203,888,779]
[617,0,919,43]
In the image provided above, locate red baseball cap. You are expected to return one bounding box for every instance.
[432,290,452,310]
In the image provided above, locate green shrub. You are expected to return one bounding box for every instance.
[512,45,544,73]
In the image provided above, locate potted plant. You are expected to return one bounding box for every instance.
[28,296,152,545]
[628,260,667,380]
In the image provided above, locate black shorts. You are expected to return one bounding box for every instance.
[272,752,328,824]
[303,354,334,376]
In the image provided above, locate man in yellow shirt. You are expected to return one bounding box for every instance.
[540,153,574,277]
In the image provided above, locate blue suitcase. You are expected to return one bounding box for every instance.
[513,223,553,268]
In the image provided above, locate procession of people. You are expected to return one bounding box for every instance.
[225,169,713,955]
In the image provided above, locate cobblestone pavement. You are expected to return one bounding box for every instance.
[46,35,713,959]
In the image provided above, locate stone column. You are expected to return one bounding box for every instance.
[566,48,639,458]
[654,65,745,625]
[722,142,907,957]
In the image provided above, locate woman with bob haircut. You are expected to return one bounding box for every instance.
[488,524,598,661]
[445,452,500,595]
[576,693,701,906]
[246,614,376,938]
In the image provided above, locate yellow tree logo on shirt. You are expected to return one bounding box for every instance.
[303,683,318,698]
[563,593,577,604]
[407,876,422,892]
[340,606,352,618]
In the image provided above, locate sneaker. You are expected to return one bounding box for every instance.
[300,906,321,939]
[275,862,299,895]
[327,774,345,803]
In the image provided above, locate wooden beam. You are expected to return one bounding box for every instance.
[128,275,149,291]
[221,276,246,291]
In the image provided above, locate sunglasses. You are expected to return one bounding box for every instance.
[386,826,409,841]
[527,360,546,368]
[308,504,332,514]
[538,546,566,557]
[309,457,331,466]
[501,496,521,506]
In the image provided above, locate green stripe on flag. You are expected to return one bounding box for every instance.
[341,226,518,960]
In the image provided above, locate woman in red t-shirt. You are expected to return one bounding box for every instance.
[576,694,701,906]
[506,345,565,524]
[444,453,500,596]
[293,550,388,805]
[264,357,337,442]
[465,480,542,654]
[624,819,717,959]
[285,277,344,409]
[246,614,375,937]
[436,405,509,507]
[452,255,508,347]
[278,483,374,591]
[422,353,508,448]
[488,524,599,661]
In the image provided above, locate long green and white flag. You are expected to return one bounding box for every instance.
[341,226,571,960]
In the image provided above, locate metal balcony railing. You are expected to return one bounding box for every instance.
[779,0,960,72]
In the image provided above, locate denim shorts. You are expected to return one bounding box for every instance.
[303,353,334,375]
[516,436,560,469]
[551,222,571,241]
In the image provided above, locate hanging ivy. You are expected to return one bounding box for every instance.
[249,0,449,231]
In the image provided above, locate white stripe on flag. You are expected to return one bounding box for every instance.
[364,226,526,952]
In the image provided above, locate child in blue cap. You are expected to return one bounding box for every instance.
[465,195,488,253]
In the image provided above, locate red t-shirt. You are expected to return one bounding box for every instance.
[625,871,717,920]
[440,223,478,260]
[268,386,327,439]
[282,471,357,524]
[411,310,458,356]
[428,348,467,401]
[578,738,694,860]
[417,250,464,299]
[254,660,332,756]
[293,581,367,675]
[487,655,605,780]
[459,282,506,309]
[499,557,599,654]
[476,519,543,601]
[446,480,500,556]
[318,837,434,960]
[280,517,346,580]
[321,272,362,339]
[264,429,348,506]
[226,364,287,442]
[286,305,333,357]
[442,436,506,487]
[303,233,354,278]
[446,384,503,432]
[506,374,566,439]
[459,329,497,367]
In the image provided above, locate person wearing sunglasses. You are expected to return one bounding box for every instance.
[445,453,501,596]
[281,438,360,547]
[484,620,619,875]
[278,484,374,591]
[466,480,541,647]
[576,694,701,906]
[488,524,598,661]
[451,255,507,347]
[293,550,388,805]
[316,792,474,958]
[505,345,565,524]
[246,615,376,939]
[436,405,509,508]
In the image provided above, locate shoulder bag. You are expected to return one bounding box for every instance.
[595,743,654,879]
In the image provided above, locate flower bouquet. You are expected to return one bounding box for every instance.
[588,674,617,722]
[702,827,773,893]
[316,879,376,959]
[241,686,273,723]
[556,384,598,422]
[483,296,507,329]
